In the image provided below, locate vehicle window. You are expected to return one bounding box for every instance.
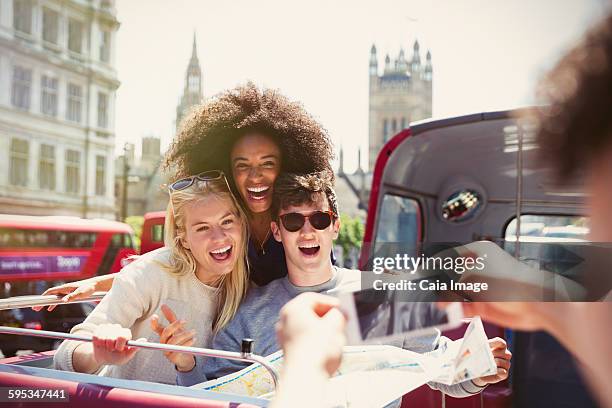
[123,233,134,248]
[110,233,135,249]
[504,215,589,273]
[0,228,97,248]
[111,233,122,248]
[375,194,420,246]
[505,215,589,240]
[152,224,164,242]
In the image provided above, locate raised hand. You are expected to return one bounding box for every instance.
[150,304,196,372]
[276,292,347,376]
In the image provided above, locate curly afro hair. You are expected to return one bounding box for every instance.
[164,82,335,185]
[533,15,612,181]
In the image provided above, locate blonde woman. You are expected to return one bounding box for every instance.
[53,171,249,384]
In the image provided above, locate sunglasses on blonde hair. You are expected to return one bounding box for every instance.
[168,170,231,193]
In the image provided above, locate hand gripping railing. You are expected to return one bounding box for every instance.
[0,294,280,389]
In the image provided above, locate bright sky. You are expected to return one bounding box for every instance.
[114,0,607,173]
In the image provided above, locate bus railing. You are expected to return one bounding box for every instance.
[0,294,280,389]
[0,293,107,311]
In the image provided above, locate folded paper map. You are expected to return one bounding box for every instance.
[193,317,496,407]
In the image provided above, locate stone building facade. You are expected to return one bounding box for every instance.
[0,0,120,219]
[337,40,432,215]
[368,40,432,171]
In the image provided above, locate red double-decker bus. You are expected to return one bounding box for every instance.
[0,215,137,356]
[0,214,137,283]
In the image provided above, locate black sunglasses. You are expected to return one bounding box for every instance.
[168,170,230,192]
[279,210,335,232]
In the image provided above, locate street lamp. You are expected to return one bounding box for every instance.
[121,143,130,221]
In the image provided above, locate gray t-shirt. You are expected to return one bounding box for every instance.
[178,267,360,385]
[177,267,486,400]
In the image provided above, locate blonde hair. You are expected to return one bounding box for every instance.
[163,178,249,333]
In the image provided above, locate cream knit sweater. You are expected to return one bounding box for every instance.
[54,247,218,384]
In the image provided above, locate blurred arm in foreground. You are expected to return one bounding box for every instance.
[270,293,346,408]
[446,14,612,408]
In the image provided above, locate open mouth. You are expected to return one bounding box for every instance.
[209,245,233,262]
[246,186,270,201]
[298,243,320,256]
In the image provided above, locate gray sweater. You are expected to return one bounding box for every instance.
[177,267,485,400]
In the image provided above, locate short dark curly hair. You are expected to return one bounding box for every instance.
[164,82,335,186]
[271,171,338,220]
[533,15,612,181]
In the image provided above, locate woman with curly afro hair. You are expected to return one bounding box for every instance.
[164,82,336,285]
[37,83,337,303]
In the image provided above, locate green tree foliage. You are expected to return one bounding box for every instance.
[124,216,144,252]
[336,213,365,255]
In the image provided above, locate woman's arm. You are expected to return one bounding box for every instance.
[54,268,150,373]
[71,324,141,373]
[33,273,118,312]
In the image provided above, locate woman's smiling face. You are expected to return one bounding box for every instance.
[181,194,243,283]
[230,133,282,214]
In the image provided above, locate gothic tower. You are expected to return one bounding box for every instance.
[175,33,203,130]
[367,39,433,171]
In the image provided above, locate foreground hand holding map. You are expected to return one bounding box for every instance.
[192,317,496,407]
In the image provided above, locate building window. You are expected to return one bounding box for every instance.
[401,117,406,130]
[391,118,397,134]
[13,0,32,35]
[11,66,31,110]
[67,83,82,123]
[39,144,56,190]
[97,92,108,128]
[95,155,106,196]
[383,118,389,143]
[41,75,58,117]
[68,19,83,54]
[99,30,111,63]
[42,7,59,44]
[9,139,29,187]
[65,149,80,194]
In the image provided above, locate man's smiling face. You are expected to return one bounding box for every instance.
[271,192,340,276]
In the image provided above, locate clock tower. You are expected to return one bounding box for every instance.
[176,33,204,130]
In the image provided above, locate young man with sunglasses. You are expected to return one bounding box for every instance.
[176,171,506,402]
[176,171,360,384]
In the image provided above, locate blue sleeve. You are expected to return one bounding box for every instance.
[202,318,251,381]
[176,320,248,386]
[176,359,207,386]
